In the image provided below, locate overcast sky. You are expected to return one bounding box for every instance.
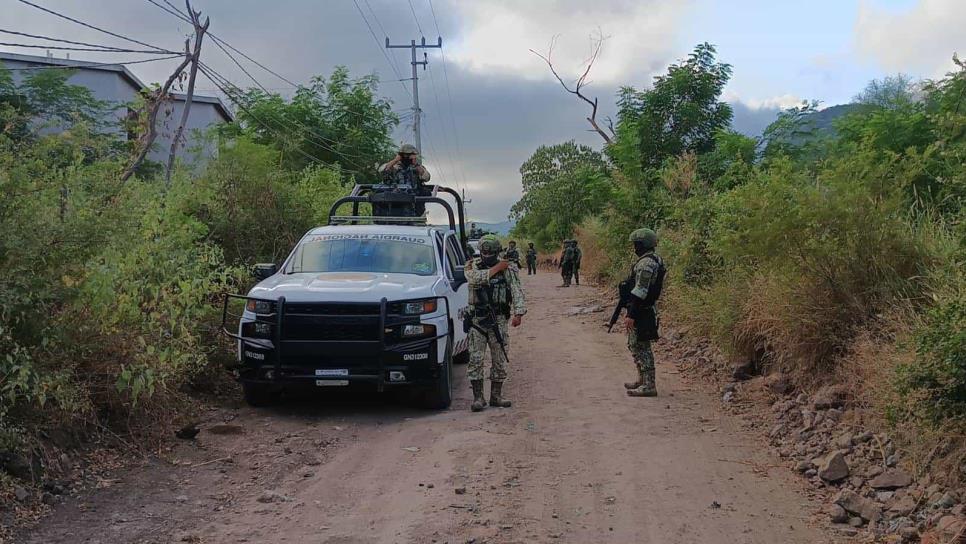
[3,0,964,222]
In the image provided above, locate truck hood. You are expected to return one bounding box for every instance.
[248,272,441,303]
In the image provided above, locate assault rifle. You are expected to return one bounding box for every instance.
[606,277,633,332]
[464,283,510,362]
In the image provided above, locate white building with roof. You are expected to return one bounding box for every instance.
[0,51,233,166]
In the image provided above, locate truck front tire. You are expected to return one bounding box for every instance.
[420,339,453,409]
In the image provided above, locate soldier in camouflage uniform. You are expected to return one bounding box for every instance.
[504,240,521,267]
[623,228,666,397]
[378,143,431,183]
[572,239,583,286]
[525,242,537,275]
[559,240,576,287]
[464,235,527,412]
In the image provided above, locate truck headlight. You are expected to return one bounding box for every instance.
[242,321,273,338]
[245,299,276,315]
[401,324,436,338]
[395,299,438,315]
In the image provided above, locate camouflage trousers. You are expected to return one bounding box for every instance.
[561,263,573,285]
[468,314,510,382]
[627,327,656,388]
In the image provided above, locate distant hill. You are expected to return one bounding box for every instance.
[808,103,862,133]
[470,220,514,236]
[765,103,862,147]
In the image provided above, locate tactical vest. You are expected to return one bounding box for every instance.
[627,253,666,341]
[633,253,666,307]
[470,258,513,318]
[561,246,575,264]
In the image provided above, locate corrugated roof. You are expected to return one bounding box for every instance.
[0,51,233,121]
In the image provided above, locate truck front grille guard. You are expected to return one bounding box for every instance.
[221,294,451,386]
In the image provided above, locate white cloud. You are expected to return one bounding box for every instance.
[725,92,802,111]
[855,0,965,77]
[442,0,694,84]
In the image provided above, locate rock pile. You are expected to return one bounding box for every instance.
[661,327,965,543]
[757,377,964,541]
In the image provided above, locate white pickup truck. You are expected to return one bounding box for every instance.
[224,185,470,409]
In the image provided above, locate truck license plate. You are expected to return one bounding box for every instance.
[316,380,349,386]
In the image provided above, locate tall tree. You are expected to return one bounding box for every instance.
[224,66,398,182]
[611,43,733,174]
[511,141,611,248]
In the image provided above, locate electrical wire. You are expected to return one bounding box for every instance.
[143,0,400,127]
[146,0,301,91]
[425,63,458,189]
[362,0,403,78]
[15,0,174,53]
[0,42,176,54]
[427,0,468,192]
[352,0,413,100]
[407,0,425,36]
[201,64,365,177]
[0,28,175,53]
[2,54,183,71]
[199,63,371,172]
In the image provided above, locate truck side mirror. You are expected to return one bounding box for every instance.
[253,263,278,281]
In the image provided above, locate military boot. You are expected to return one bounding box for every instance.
[489,381,512,408]
[627,375,657,397]
[624,368,644,390]
[471,380,487,412]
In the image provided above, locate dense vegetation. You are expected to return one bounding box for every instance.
[0,66,392,468]
[512,45,965,457]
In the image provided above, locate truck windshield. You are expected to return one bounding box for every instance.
[287,235,437,276]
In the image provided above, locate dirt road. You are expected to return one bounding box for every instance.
[22,271,840,544]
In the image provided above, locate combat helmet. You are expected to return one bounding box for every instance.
[628,228,658,249]
[399,143,419,155]
[479,234,502,255]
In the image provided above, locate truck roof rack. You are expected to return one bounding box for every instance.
[328,184,468,248]
[329,215,428,225]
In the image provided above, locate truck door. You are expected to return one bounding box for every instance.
[443,233,469,355]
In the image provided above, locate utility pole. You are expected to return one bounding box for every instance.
[386,36,441,152]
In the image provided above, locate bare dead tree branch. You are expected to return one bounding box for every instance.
[165,0,210,185]
[120,40,192,182]
[530,32,612,144]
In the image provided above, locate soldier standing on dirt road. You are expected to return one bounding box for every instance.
[464,235,527,412]
[623,228,666,397]
[559,240,576,287]
[525,242,537,275]
[504,240,521,267]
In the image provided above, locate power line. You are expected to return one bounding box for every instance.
[427,0,468,191]
[200,64,344,174]
[144,0,302,90]
[362,0,403,77]
[2,54,183,71]
[352,0,413,100]
[425,63,460,191]
[0,42,176,54]
[199,62,371,172]
[407,0,426,36]
[0,28,173,53]
[15,0,173,53]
